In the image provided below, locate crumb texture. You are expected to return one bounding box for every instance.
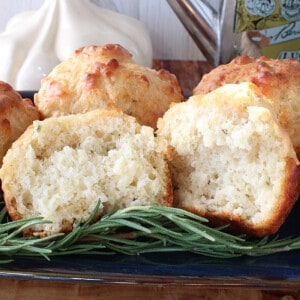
[193,56,300,154]
[158,83,300,236]
[0,109,172,236]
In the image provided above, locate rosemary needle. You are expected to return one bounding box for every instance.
[0,200,300,263]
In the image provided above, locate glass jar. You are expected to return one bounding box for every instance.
[167,0,300,66]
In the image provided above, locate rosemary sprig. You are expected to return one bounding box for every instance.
[0,200,300,263]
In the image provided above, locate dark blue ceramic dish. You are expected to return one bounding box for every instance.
[1,201,300,287]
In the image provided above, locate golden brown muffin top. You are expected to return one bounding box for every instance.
[193,56,300,154]
[0,81,41,165]
[35,44,184,128]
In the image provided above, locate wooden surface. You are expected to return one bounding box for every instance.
[0,278,300,299]
[153,59,213,96]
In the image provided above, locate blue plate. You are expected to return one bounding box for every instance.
[0,201,299,287]
[1,91,300,287]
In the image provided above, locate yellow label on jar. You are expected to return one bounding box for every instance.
[234,0,300,59]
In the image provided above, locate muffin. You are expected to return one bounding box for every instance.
[158,83,300,237]
[34,44,184,128]
[0,109,172,236]
[0,80,41,165]
[193,56,300,154]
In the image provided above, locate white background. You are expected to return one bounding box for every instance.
[0,0,205,61]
